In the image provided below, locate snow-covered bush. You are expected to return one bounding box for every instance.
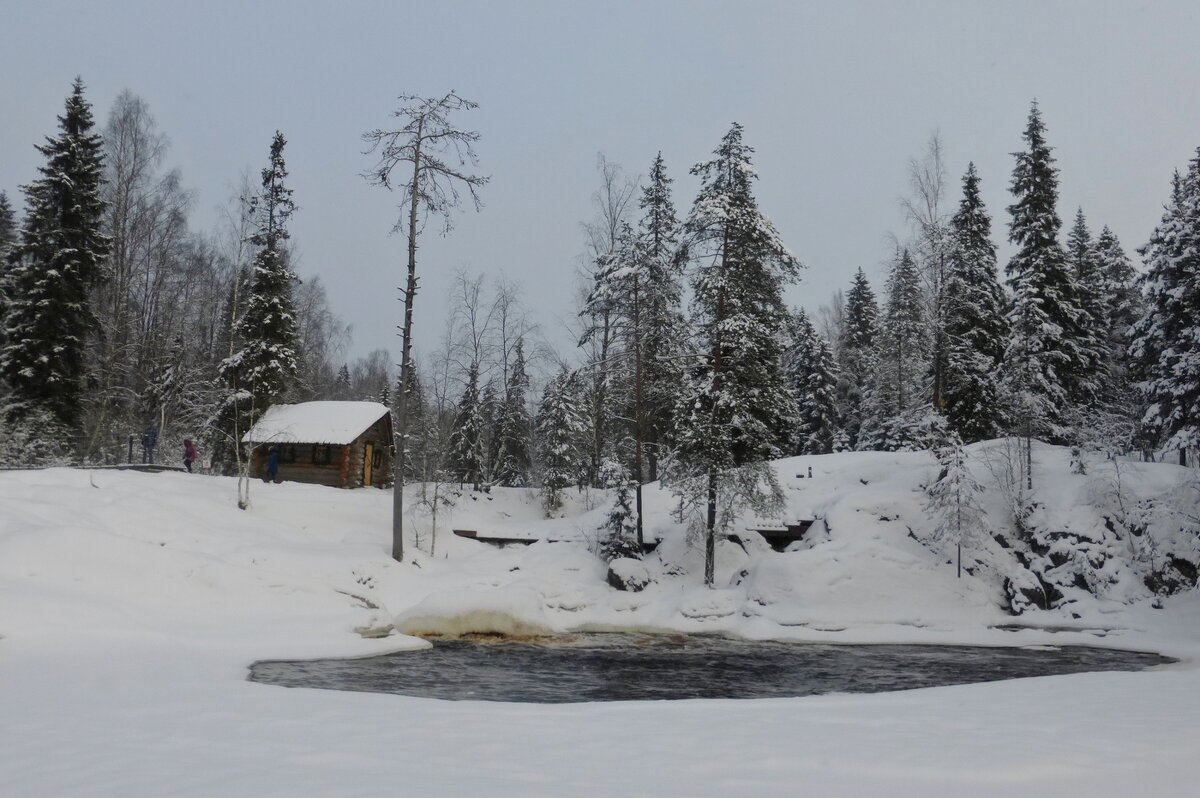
[597,459,640,561]
[0,407,73,468]
[923,434,986,575]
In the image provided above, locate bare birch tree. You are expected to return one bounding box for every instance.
[901,133,951,410]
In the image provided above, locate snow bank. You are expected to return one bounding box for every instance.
[2,445,1200,796]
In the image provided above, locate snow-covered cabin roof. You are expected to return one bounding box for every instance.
[242,401,391,445]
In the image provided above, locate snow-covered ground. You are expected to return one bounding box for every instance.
[2,445,1198,796]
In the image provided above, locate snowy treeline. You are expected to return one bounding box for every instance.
[0,83,386,472]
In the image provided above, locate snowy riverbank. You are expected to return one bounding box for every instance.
[2,450,1198,796]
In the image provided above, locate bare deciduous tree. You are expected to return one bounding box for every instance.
[900,132,951,409]
[363,91,488,562]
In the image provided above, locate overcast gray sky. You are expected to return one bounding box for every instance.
[4,0,1200,365]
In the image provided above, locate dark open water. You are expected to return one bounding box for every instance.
[249,633,1172,703]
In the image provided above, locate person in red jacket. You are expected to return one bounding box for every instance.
[183,439,198,473]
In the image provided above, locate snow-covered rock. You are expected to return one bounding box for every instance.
[607,557,653,592]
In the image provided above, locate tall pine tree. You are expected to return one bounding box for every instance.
[449,361,484,489]
[579,154,684,542]
[1094,226,1143,415]
[0,191,15,325]
[1130,153,1200,459]
[673,123,801,585]
[537,366,585,515]
[837,268,880,449]
[785,308,843,454]
[1064,208,1107,407]
[1,78,110,438]
[1002,102,1092,450]
[494,338,532,487]
[0,191,15,259]
[637,152,684,483]
[860,249,932,450]
[213,132,299,474]
[942,163,1007,442]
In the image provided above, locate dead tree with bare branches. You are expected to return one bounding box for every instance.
[363,91,488,562]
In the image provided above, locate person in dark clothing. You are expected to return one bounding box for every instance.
[142,425,158,465]
[183,439,198,473]
[266,446,280,483]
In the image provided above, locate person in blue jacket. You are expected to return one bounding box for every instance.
[265,446,280,483]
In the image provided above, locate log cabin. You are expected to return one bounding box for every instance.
[242,401,393,489]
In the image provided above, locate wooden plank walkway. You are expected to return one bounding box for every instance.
[0,464,189,473]
[453,529,660,553]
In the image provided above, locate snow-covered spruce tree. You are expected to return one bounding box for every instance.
[537,366,586,516]
[1,78,110,439]
[449,361,484,489]
[598,459,641,561]
[1130,153,1200,462]
[579,154,685,543]
[1002,102,1094,458]
[1096,227,1141,352]
[493,338,533,487]
[837,268,880,448]
[334,364,351,399]
[637,153,685,483]
[0,191,15,326]
[923,433,986,578]
[579,221,638,464]
[479,379,498,484]
[942,163,1007,443]
[581,183,683,543]
[213,132,299,477]
[1064,208,1108,408]
[785,308,842,455]
[0,406,73,467]
[860,249,933,451]
[0,190,15,261]
[672,123,801,586]
[1088,226,1144,433]
[577,156,638,490]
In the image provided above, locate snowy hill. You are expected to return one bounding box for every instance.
[2,441,1198,646]
[2,443,1199,796]
[390,440,1200,637]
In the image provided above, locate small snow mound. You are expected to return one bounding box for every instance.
[679,589,740,619]
[353,609,396,638]
[393,586,556,638]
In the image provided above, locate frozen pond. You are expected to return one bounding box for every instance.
[249,633,1172,703]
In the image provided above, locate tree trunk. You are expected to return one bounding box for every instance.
[1024,414,1033,492]
[392,121,424,562]
[633,278,645,547]
[705,470,717,587]
[704,228,729,588]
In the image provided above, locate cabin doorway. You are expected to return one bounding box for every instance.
[363,443,374,487]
